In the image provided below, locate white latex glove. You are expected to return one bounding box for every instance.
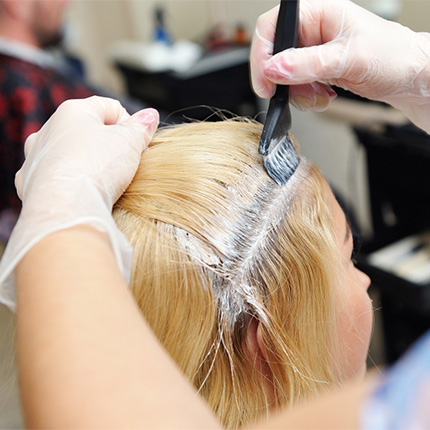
[0,96,159,312]
[251,0,430,132]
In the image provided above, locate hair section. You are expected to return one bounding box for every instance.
[113,119,342,428]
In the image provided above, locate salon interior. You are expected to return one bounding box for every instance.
[1,0,430,427]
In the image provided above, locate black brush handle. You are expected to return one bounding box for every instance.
[258,0,299,156]
[273,0,299,102]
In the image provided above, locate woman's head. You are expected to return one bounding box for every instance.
[113,119,372,428]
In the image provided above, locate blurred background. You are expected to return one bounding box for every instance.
[2,1,430,428]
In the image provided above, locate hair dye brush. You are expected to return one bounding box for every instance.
[259,0,300,185]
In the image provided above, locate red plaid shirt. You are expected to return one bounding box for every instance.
[0,52,94,239]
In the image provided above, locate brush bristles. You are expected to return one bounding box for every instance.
[263,135,300,185]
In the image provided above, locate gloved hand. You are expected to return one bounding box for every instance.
[0,96,159,312]
[251,0,430,132]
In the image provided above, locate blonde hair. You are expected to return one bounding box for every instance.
[113,119,342,428]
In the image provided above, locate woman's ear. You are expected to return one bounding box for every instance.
[244,318,270,370]
[244,318,274,400]
[256,321,269,362]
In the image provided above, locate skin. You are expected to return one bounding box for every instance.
[325,181,373,380]
[0,0,69,48]
[250,374,374,430]
[16,226,220,429]
[29,0,69,48]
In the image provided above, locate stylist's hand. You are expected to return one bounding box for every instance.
[251,0,430,131]
[16,96,158,208]
[0,96,159,311]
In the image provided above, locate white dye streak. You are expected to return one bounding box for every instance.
[173,160,310,328]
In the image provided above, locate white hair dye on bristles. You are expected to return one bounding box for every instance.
[173,158,310,328]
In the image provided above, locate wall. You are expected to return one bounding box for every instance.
[290,108,370,233]
[65,1,135,93]
[397,0,430,31]
[65,0,277,93]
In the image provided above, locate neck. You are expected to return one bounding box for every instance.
[0,17,39,48]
